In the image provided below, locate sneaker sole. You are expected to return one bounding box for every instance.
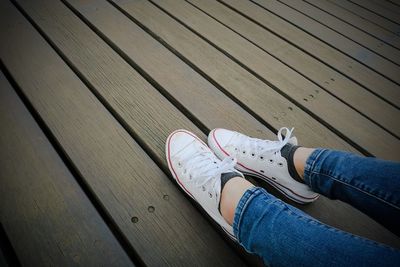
[166,129,237,240]
[208,129,319,204]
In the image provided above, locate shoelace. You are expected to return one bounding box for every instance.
[180,145,237,201]
[237,127,294,158]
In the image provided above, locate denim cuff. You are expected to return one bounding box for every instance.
[303,148,327,189]
[232,186,264,239]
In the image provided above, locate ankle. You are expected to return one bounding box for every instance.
[293,147,315,180]
[281,144,303,182]
[220,177,254,225]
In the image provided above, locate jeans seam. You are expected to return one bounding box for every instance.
[305,149,326,188]
[310,170,400,211]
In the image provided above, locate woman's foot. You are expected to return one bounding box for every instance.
[208,128,319,204]
[166,129,245,239]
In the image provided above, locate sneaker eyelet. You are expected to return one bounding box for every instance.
[213,161,217,164]
[278,162,284,167]
[242,151,246,155]
[209,192,213,198]
[251,153,256,157]
[178,162,182,167]
[259,156,264,161]
[272,177,277,180]
[260,170,265,173]
[202,186,206,191]
[269,159,274,164]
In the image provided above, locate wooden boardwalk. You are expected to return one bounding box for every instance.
[1,0,399,265]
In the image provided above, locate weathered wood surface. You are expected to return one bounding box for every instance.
[0,1,246,265]
[304,0,400,49]
[1,0,400,264]
[331,0,400,35]
[150,0,400,160]
[65,0,356,152]
[222,0,400,108]
[253,0,400,84]
[186,0,400,137]
[349,0,400,24]
[370,0,400,14]
[0,71,132,266]
[279,0,400,64]
[67,0,400,248]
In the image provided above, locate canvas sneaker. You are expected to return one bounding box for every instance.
[208,127,319,204]
[166,129,244,240]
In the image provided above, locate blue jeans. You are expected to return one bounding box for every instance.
[233,149,400,266]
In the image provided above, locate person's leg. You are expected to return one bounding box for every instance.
[167,129,400,266]
[220,178,400,267]
[220,177,253,225]
[296,148,400,236]
[208,128,400,235]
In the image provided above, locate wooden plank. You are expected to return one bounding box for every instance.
[63,0,358,153]
[386,0,400,7]
[27,0,365,242]
[18,0,400,250]
[10,0,263,265]
[384,0,400,7]
[327,0,400,35]
[222,0,400,111]
[370,0,400,13]
[0,2,245,266]
[304,0,400,49]
[253,0,400,84]
[280,0,400,65]
[64,0,400,249]
[349,0,400,24]
[0,72,133,266]
[187,0,400,139]
[149,0,400,160]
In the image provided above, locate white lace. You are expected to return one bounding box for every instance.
[236,127,294,158]
[179,146,237,201]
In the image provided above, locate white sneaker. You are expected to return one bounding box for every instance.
[208,127,319,204]
[166,129,243,240]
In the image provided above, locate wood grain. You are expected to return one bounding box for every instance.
[0,1,245,266]
[65,0,357,153]
[188,0,400,137]
[67,0,400,248]
[305,0,400,49]
[349,0,400,24]
[330,0,400,35]
[222,0,400,107]
[369,0,400,13]
[2,0,400,263]
[0,71,133,266]
[253,0,400,83]
[151,0,400,160]
[279,0,400,64]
